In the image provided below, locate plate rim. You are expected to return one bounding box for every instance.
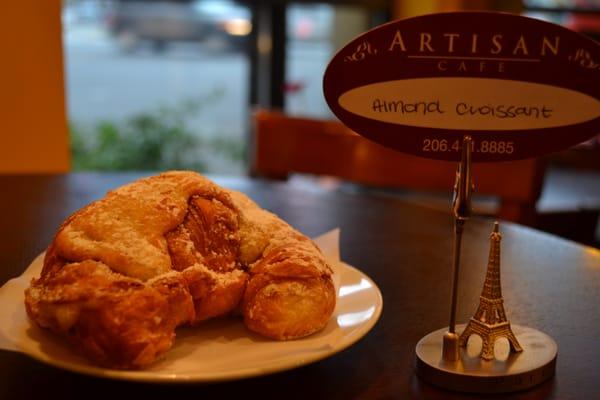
[19,262,383,383]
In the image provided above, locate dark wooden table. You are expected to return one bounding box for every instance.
[1,173,598,400]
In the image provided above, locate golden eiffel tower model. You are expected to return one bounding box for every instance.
[459,222,523,360]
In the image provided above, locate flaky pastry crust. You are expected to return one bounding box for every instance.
[24,171,335,369]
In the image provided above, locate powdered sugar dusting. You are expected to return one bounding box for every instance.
[228,190,333,277]
[53,172,221,281]
[50,171,332,282]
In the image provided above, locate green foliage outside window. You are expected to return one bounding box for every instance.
[70,92,244,172]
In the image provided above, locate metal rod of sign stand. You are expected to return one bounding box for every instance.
[442,135,473,362]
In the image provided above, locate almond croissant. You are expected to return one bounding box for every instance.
[24,171,335,369]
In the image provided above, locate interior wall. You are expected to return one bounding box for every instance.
[0,1,70,173]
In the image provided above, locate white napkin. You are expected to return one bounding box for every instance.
[0,229,342,353]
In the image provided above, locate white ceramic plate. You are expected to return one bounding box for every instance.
[0,254,382,383]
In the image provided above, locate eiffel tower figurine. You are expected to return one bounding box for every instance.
[459,221,523,360]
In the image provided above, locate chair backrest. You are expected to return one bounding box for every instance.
[251,109,546,225]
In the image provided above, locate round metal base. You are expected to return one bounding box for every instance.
[415,324,557,393]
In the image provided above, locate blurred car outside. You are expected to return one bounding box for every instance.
[62,0,108,25]
[105,0,252,52]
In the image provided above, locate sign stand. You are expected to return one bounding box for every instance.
[323,10,599,395]
[414,137,557,393]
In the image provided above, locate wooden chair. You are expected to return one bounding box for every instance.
[251,109,546,225]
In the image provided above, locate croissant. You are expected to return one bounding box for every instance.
[24,171,336,369]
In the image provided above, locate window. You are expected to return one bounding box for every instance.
[63,0,251,173]
[284,3,379,118]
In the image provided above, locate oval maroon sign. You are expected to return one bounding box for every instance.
[323,12,600,162]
